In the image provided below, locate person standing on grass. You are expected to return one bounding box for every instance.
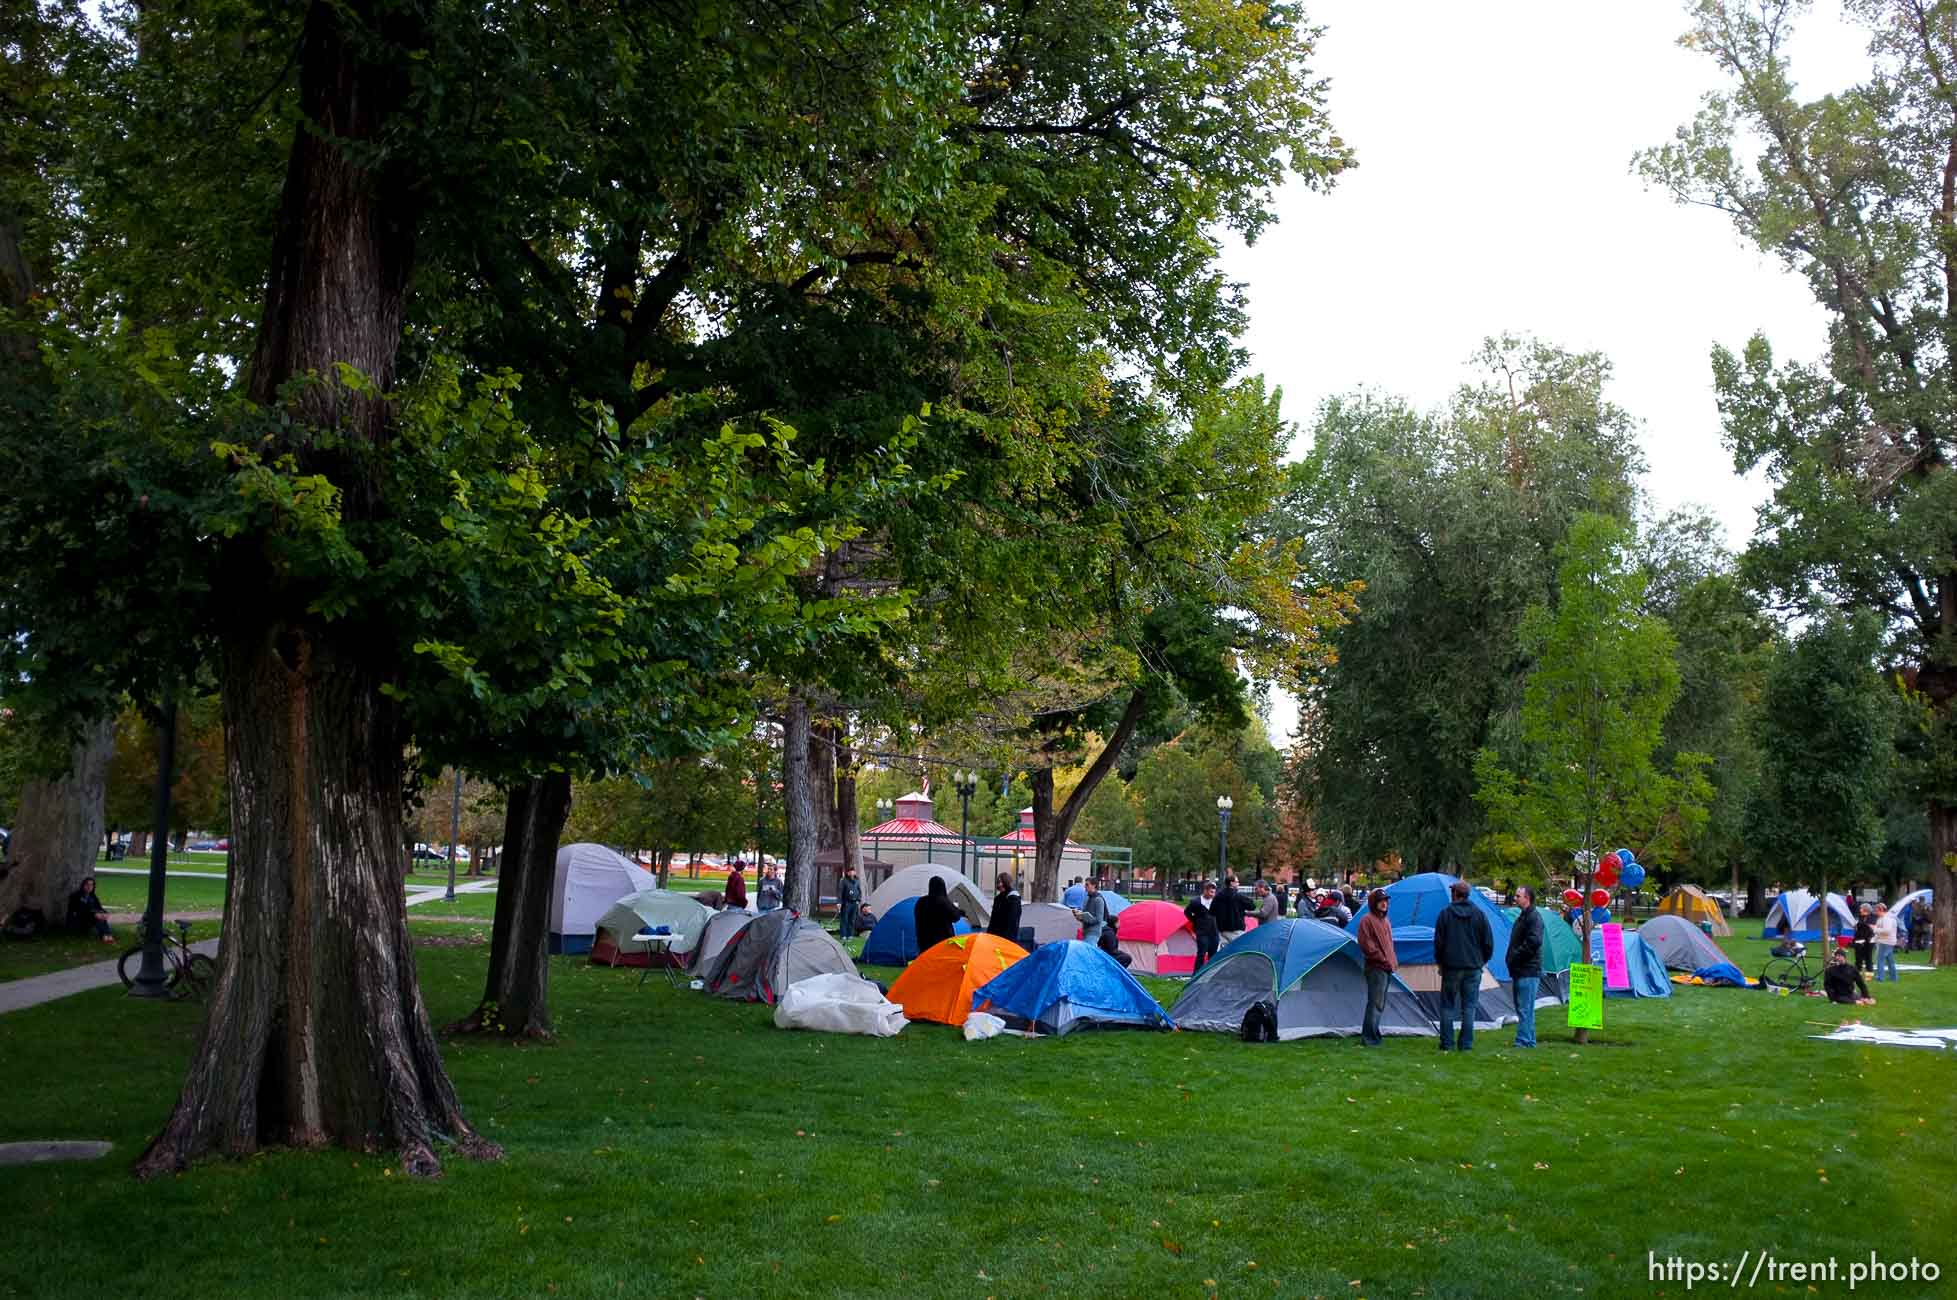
[724,861,748,911]
[1185,881,1221,972]
[757,864,783,913]
[1505,886,1544,1048]
[837,865,863,941]
[988,872,1023,941]
[1213,873,1247,946]
[66,876,114,942]
[914,875,959,951]
[1432,880,1493,1052]
[1355,888,1397,1047]
[1251,881,1279,928]
[1075,877,1110,948]
[1872,902,1899,983]
[1853,904,1875,973]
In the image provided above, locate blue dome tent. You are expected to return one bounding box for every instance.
[970,940,1173,1035]
[1172,918,1434,1039]
[860,896,973,967]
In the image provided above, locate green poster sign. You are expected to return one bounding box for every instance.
[1566,962,1604,1029]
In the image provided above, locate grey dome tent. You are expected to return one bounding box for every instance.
[703,909,858,1004]
[689,909,754,973]
[1172,918,1434,1040]
[1638,914,1731,972]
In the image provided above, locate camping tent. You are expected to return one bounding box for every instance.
[1061,884,1132,915]
[590,890,714,967]
[1020,901,1082,947]
[1587,927,1673,998]
[703,909,857,1004]
[1379,925,1517,1026]
[1171,918,1433,1039]
[887,933,1028,1026]
[1115,900,1200,975]
[1637,914,1746,985]
[971,940,1173,1035]
[862,864,991,928]
[548,843,656,954]
[689,909,753,973]
[1891,888,1933,940]
[1537,910,1582,1000]
[1759,889,1856,941]
[1349,872,1518,980]
[859,896,974,966]
[1655,884,1732,936]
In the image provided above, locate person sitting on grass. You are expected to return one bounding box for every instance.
[1822,950,1874,1006]
[66,875,114,943]
[1770,920,1802,959]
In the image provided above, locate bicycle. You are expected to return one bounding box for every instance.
[117,918,217,1000]
[1760,947,1817,993]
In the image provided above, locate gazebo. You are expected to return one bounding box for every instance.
[861,791,972,888]
[973,808,1094,886]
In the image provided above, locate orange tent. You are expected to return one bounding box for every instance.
[888,932,1029,1026]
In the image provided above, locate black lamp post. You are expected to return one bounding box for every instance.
[128,692,177,1000]
[1216,794,1233,884]
[874,798,892,877]
[443,768,462,903]
[954,770,978,879]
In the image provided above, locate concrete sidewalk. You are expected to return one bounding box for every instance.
[0,938,221,1016]
[1,879,501,1015]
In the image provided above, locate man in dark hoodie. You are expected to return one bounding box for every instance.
[1431,879,1494,1051]
[1355,889,1396,1046]
[1213,873,1248,944]
[1505,885,1544,1048]
[914,875,959,951]
[1184,881,1221,972]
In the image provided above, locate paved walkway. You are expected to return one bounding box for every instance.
[96,865,229,881]
[0,879,501,1016]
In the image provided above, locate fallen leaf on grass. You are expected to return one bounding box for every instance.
[1534,1162,1550,1170]
[1162,1239,1182,1256]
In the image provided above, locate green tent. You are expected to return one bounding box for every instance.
[1502,905,1582,999]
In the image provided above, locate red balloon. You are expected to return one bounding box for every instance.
[1561,888,1583,908]
[1596,861,1620,889]
[1589,887,1611,908]
[1598,851,1622,874]
[1836,934,1853,950]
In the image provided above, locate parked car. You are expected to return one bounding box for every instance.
[412,844,446,862]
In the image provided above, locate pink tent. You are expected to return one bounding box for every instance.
[1118,900,1200,975]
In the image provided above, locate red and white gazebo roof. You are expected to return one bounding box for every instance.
[864,790,969,841]
[999,807,1083,847]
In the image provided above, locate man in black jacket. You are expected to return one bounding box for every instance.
[1184,882,1221,973]
[837,865,863,941]
[1431,880,1494,1051]
[987,873,1023,942]
[1505,886,1544,1048]
[913,876,960,952]
[1212,873,1247,945]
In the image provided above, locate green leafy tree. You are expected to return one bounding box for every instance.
[1639,0,1957,961]
[1747,614,1894,943]
[1279,338,1646,872]
[1473,516,1710,935]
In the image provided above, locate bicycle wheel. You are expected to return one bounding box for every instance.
[117,945,142,989]
[1760,956,1797,989]
[178,954,218,1001]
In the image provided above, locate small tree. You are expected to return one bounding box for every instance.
[1747,615,1893,946]
[1474,514,1709,1004]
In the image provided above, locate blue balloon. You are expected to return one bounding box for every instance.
[1613,847,1636,865]
[1590,906,1611,924]
[1620,862,1646,889]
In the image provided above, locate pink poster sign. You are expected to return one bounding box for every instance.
[1601,922,1630,989]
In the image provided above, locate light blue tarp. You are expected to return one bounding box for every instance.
[971,940,1172,1034]
[1061,885,1130,915]
[1345,872,1517,980]
[860,896,972,967]
[1587,928,1674,998]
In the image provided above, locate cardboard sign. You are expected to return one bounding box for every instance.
[1601,922,1630,989]
[1567,962,1604,1029]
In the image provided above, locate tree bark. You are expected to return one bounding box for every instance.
[137,0,494,1180]
[783,697,819,914]
[812,718,841,855]
[136,625,497,1179]
[452,773,571,1039]
[835,724,861,878]
[0,718,114,920]
[1931,800,1956,967]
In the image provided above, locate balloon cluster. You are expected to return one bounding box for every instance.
[1569,848,1647,925]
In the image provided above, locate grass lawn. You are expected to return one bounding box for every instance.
[98,849,230,871]
[0,921,1952,1300]
[92,873,231,915]
[0,918,225,984]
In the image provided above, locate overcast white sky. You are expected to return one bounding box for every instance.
[1236,1,1871,746]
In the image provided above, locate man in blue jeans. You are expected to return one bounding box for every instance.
[1432,879,1494,1051]
[1505,885,1544,1047]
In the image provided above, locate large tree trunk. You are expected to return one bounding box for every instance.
[137,0,493,1180]
[782,697,819,914]
[0,717,114,919]
[1931,801,1956,967]
[812,717,842,855]
[835,724,861,878]
[136,626,497,1178]
[1027,690,1151,903]
[452,773,570,1039]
